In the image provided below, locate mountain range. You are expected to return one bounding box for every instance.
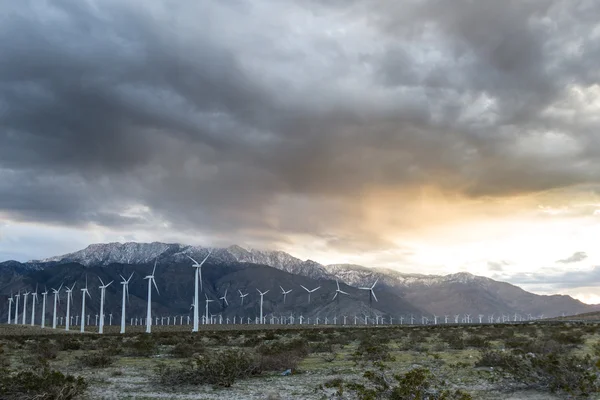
[0,242,597,323]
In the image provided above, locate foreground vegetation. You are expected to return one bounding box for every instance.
[1,322,599,399]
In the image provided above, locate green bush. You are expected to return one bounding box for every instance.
[156,349,259,387]
[352,335,395,364]
[0,367,87,400]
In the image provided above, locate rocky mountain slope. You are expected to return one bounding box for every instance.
[2,241,595,318]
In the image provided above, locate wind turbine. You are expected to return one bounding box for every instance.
[144,259,159,333]
[280,286,292,304]
[7,294,13,324]
[14,291,20,324]
[359,279,378,307]
[332,280,349,301]
[188,250,212,332]
[65,283,76,331]
[219,289,229,309]
[51,284,63,329]
[204,294,214,325]
[98,278,113,334]
[300,285,320,304]
[257,289,269,324]
[120,272,134,334]
[80,276,91,333]
[21,291,30,325]
[238,290,248,306]
[41,288,48,328]
[30,285,38,326]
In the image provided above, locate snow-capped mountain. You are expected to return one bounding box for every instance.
[32,242,331,280]
[17,241,599,317]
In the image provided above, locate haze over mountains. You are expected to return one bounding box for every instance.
[0,242,597,322]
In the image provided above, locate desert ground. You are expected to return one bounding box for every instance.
[1,321,599,399]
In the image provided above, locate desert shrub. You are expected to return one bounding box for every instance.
[257,338,309,371]
[57,337,82,351]
[170,341,204,358]
[549,330,585,346]
[125,335,157,357]
[302,331,322,342]
[0,367,87,400]
[77,351,115,368]
[29,339,59,361]
[592,341,600,358]
[241,335,262,347]
[156,348,259,387]
[464,335,490,349]
[309,341,334,353]
[476,350,599,396]
[0,343,9,368]
[352,335,395,364]
[438,331,465,350]
[324,368,472,400]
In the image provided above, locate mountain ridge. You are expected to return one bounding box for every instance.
[7,241,598,318]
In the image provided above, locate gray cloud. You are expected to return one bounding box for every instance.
[557,251,588,264]
[487,260,510,272]
[1,0,600,248]
[497,266,600,291]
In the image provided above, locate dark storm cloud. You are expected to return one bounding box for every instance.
[1,0,600,241]
[557,252,588,264]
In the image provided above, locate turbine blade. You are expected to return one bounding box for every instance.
[315,286,321,291]
[238,289,243,296]
[340,290,349,295]
[336,280,340,290]
[152,278,159,295]
[224,298,229,306]
[199,249,212,266]
[128,272,134,282]
[187,255,199,264]
[371,290,378,302]
[126,285,130,303]
[120,275,126,282]
[332,292,338,300]
[98,277,105,287]
[371,279,379,289]
[152,259,157,275]
[300,285,309,292]
[107,281,113,287]
[280,286,285,293]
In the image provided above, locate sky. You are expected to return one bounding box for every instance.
[1,0,600,303]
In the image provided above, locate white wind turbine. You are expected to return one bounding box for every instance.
[30,285,38,326]
[21,290,30,325]
[187,250,212,333]
[239,290,249,305]
[98,278,113,334]
[14,291,20,324]
[359,279,378,307]
[65,282,76,331]
[280,286,292,304]
[257,289,269,324]
[7,294,13,324]
[219,289,229,309]
[51,284,63,329]
[300,285,320,304]
[41,288,48,328]
[332,280,349,301]
[144,260,159,333]
[120,272,134,334]
[80,277,91,333]
[204,294,214,325]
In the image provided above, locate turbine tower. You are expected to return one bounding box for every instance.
[359,279,378,307]
[7,294,13,324]
[204,294,214,325]
[239,290,248,305]
[14,291,20,324]
[120,272,134,334]
[187,249,212,333]
[98,278,113,334]
[30,285,38,326]
[65,283,76,331]
[300,285,320,304]
[21,291,30,325]
[80,277,91,333]
[280,286,292,304]
[51,284,63,329]
[41,288,48,328]
[257,289,269,324]
[144,260,159,333]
